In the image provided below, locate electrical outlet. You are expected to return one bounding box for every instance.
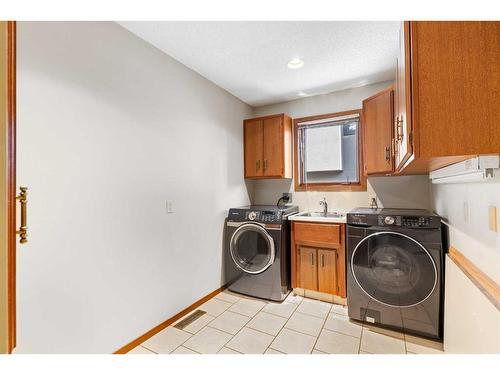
[166,200,174,213]
[489,206,497,232]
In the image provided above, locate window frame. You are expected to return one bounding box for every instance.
[293,109,366,192]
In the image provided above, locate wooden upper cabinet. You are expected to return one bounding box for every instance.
[363,88,395,175]
[394,21,500,174]
[244,119,264,178]
[243,114,293,179]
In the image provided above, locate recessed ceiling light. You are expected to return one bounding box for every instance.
[297,91,308,97]
[287,58,304,69]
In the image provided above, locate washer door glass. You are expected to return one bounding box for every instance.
[230,223,275,274]
[351,232,437,307]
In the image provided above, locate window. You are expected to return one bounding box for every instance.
[294,110,366,191]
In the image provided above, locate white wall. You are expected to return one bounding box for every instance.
[16,21,253,353]
[252,82,432,212]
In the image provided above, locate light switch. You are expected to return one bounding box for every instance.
[489,206,497,232]
[166,200,174,214]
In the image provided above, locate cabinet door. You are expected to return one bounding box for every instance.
[263,116,283,177]
[298,247,317,291]
[317,249,337,295]
[244,119,263,178]
[363,89,394,175]
[394,21,413,170]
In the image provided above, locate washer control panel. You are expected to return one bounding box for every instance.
[378,215,402,226]
[402,216,432,228]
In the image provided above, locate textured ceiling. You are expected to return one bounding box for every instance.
[119,21,399,107]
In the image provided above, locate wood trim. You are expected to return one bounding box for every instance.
[448,246,500,311]
[113,286,226,354]
[293,109,367,192]
[6,21,16,354]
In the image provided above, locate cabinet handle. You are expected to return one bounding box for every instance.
[384,146,391,162]
[264,159,268,171]
[310,253,314,266]
[16,186,28,244]
[321,254,325,268]
[256,160,260,171]
[396,116,404,142]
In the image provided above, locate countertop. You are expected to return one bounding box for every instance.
[288,211,347,224]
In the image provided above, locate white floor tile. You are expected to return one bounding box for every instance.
[297,298,332,319]
[323,313,362,338]
[199,298,232,317]
[404,334,443,354]
[312,350,328,354]
[270,328,317,354]
[182,313,216,334]
[330,303,348,316]
[171,346,198,354]
[285,293,304,305]
[228,298,266,317]
[315,329,360,354]
[127,345,156,354]
[141,327,192,354]
[285,311,324,337]
[226,327,274,354]
[183,326,233,354]
[217,347,241,354]
[215,291,241,304]
[262,301,297,319]
[246,311,287,336]
[360,328,406,354]
[208,310,251,335]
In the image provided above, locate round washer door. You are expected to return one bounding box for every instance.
[351,231,437,308]
[229,223,275,274]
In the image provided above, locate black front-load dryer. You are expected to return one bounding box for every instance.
[346,208,444,340]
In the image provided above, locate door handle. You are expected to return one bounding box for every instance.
[256,160,260,171]
[310,252,314,266]
[264,159,268,171]
[321,254,325,268]
[16,186,28,244]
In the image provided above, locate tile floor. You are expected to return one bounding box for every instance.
[128,291,444,355]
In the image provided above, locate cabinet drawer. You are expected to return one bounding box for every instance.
[294,222,341,245]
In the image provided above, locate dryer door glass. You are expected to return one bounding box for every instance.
[229,223,276,274]
[351,231,437,307]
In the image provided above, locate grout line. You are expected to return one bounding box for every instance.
[321,324,363,340]
[310,304,332,354]
[312,348,330,354]
[179,345,203,355]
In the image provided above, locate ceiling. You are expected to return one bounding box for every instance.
[119,21,400,107]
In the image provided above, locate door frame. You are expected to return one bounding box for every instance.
[0,20,16,354]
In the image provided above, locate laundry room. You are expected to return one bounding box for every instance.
[0,2,499,373]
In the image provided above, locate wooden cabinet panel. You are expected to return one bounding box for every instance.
[298,247,317,291]
[244,119,263,178]
[243,114,292,179]
[293,222,340,247]
[318,249,337,295]
[363,88,394,175]
[291,222,346,298]
[263,116,283,177]
[394,21,413,171]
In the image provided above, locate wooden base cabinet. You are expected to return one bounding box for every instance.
[292,222,346,298]
[243,113,293,179]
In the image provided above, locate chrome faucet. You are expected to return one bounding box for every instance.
[319,197,328,216]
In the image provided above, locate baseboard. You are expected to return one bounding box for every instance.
[114,285,226,354]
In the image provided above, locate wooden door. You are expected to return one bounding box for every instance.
[318,249,337,295]
[394,21,413,170]
[244,119,263,178]
[262,116,283,177]
[363,89,394,174]
[298,247,317,291]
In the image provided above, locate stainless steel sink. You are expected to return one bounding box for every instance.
[297,212,345,218]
